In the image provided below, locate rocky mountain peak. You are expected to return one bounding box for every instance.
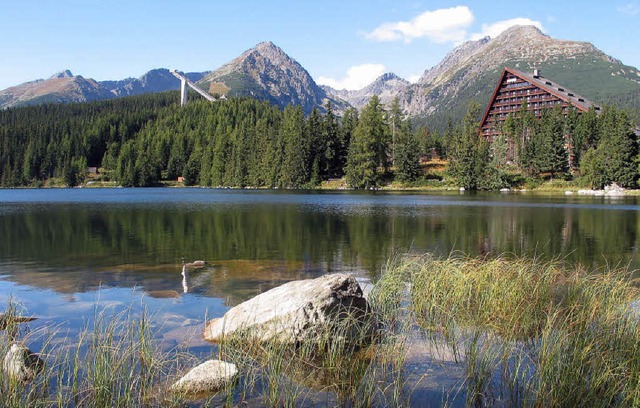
[254,41,279,52]
[198,41,348,114]
[322,72,409,110]
[499,24,546,39]
[245,41,299,70]
[50,70,74,79]
[418,35,489,85]
[377,72,402,82]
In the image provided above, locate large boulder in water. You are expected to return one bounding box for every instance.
[203,273,375,346]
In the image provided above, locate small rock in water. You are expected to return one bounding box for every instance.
[3,343,45,383]
[171,359,238,394]
[184,260,207,269]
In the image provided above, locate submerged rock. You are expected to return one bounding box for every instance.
[203,273,375,345]
[171,359,238,394]
[2,343,45,383]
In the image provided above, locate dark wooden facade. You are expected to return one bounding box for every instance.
[480,67,600,138]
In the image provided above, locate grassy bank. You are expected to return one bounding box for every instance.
[2,255,640,406]
[381,255,640,406]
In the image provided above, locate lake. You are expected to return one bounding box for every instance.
[1,188,639,355]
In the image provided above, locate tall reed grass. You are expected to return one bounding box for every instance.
[0,302,197,407]
[387,254,640,407]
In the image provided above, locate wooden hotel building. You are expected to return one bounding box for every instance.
[480,67,600,139]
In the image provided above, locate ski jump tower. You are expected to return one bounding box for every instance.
[170,70,224,107]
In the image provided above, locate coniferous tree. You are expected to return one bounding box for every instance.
[322,101,341,178]
[280,105,308,188]
[345,96,386,189]
[580,147,607,189]
[210,130,229,187]
[538,107,568,178]
[581,106,638,188]
[573,107,600,161]
[491,124,510,169]
[394,119,421,183]
[600,107,638,187]
[447,102,492,189]
[183,148,202,186]
[339,107,358,174]
[307,107,323,185]
[116,141,136,187]
[389,98,403,167]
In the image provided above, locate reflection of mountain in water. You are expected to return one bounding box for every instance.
[0,194,638,297]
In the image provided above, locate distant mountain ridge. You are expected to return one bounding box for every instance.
[322,72,410,110]
[101,69,208,98]
[1,27,639,126]
[0,71,113,108]
[0,42,347,113]
[0,69,208,109]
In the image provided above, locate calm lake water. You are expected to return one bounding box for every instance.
[1,188,639,354]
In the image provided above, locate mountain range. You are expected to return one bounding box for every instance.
[2,25,639,127]
[0,68,208,109]
[395,25,640,128]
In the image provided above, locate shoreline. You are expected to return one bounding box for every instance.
[4,180,639,196]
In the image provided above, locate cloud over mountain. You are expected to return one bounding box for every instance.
[317,63,387,91]
[364,6,543,45]
[365,6,474,44]
[469,18,545,41]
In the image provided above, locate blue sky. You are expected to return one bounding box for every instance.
[1,0,638,90]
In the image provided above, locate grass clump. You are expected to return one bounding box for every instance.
[216,298,409,407]
[385,254,640,407]
[0,302,196,408]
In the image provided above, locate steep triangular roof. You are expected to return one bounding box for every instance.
[480,67,600,131]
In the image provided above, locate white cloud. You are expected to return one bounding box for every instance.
[407,74,422,83]
[317,63,387,91]
[469,18,545,41]
[618,3,639,16]
[365,6,474,44]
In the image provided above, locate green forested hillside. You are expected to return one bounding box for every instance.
[0,92,360,188]
[1,92,177,187]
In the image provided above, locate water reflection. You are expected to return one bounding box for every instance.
[0,189,638,378]
[0,190,638,302]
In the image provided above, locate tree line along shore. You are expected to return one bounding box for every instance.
[1,91,637,191]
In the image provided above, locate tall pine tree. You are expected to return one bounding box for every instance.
[345,96,386,189]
